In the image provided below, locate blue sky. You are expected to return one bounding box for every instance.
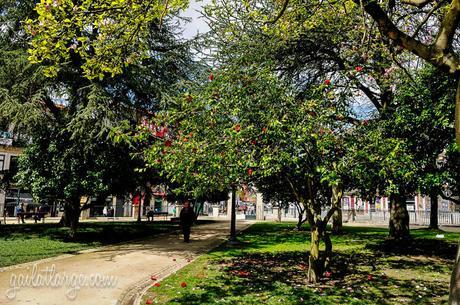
[181,0,210,39]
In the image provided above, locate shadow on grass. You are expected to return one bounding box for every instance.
[0,221,180,245]
[160,223,456,305]
[166,250,449,305]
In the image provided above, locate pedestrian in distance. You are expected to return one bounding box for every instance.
[180,200,195,243]
[16,203,25,224]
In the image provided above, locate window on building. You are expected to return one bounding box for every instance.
[406,196,416,211]
[0,154,4,171]
[9,156,19,180]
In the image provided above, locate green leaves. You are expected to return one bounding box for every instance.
[26,0,188,79]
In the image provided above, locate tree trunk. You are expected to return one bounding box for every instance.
[455,77,460,151]
[331,185,343,235]
[449,244,460,305]
[322,232,333,270]
[59,199,81,239]
[297,210,304,230]
[277,205,282,222]
[308,225,322,283]
[429,192,439,230]
[389,193,410,240]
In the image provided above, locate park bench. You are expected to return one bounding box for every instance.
[17,212,46,223]
[146,211,169,221]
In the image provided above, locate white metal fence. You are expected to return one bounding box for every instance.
[340,209,460,226]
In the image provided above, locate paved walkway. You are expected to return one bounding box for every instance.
[0,220,252,305]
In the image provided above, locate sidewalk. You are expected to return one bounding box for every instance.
[0,220,252,305]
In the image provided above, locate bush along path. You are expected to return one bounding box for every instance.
[141,222,460,305]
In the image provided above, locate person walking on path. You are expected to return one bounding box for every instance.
[180,200,195,243]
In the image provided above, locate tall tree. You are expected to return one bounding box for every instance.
[0,0,195,236]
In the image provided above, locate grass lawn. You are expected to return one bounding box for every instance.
[0,221,179,267]
[143,222,460,305]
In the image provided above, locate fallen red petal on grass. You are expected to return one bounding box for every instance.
[181,282,187,287]
[146,299,153,304]
[237,271,250,277]
[325,79,331,85]
[150,276,157,281]
[367,274,373,281]
[153,283,161,287]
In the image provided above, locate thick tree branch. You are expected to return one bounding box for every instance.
[323,206,338,224]
[359,0,460,73]
[434,0,460,51]
[440,192,460,205]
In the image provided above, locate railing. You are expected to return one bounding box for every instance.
[261,206,460,226]
[340,209,460,226]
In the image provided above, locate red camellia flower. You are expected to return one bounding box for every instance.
[156,130,165,138]
[209,73,214,81]
[146,299,153,304]
[367,274,373,281]
[355,66,363,72]
[153,283,161,287]
[181,282,187,288]
[150,276,157,281]
[247,168,253,176]
[234,124,241,132]
[324,79,331,85]
[324,271,332,278]
[165,140,172,147]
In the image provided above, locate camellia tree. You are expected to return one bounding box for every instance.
[203,0,424,238]
[137,66,351,282]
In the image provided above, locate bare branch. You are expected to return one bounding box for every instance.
[265,0,289,24]
[401,0,437,8]
[412,0,447,38]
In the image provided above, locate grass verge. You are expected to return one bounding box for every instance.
[0,221,179,267]
[142,222,460,305]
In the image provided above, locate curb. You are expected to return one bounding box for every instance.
[118,222,254,305]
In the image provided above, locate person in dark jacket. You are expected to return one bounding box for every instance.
[180,200,195,242]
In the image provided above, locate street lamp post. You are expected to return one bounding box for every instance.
[229,187,237,242]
